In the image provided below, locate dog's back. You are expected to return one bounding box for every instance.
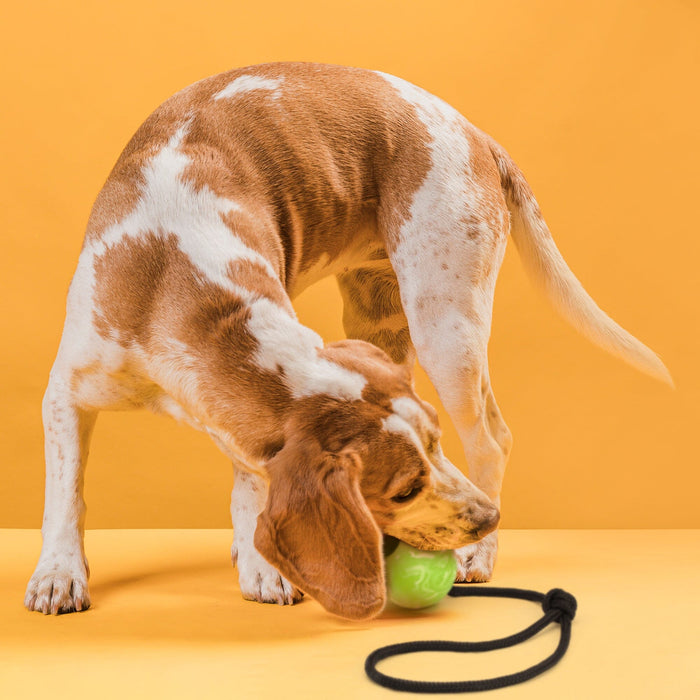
[83,63,456,294]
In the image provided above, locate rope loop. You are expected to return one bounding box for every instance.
[365,585,577,693]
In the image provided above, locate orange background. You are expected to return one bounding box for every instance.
[1,0,697,528]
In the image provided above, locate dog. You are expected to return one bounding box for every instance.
[25,62,672,620]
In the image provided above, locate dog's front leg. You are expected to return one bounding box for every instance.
[230,465,303,605]
[25,376,97,614]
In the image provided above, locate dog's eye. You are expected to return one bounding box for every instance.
[391,485,422,504]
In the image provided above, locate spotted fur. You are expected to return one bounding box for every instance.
[26,62,670,620]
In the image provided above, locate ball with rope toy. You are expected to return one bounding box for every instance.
[383,535,457,609]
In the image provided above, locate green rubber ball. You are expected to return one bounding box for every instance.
[383,536,457,609]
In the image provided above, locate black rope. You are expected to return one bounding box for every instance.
[365,586,577,693]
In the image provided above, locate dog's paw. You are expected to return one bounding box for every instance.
[454,531,498,583]
[25,565,90,615]
[236,551,303,606]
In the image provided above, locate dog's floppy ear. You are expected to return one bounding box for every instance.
[254,434,385,620]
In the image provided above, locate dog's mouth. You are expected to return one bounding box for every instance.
[384,517,498,551]
[382,534,401,557]
[383,531,464,552]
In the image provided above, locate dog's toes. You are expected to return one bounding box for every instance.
[241,571,304,606]
[265,575,304,606]
[237,556,303,606]
[456,558,493,583]
[25,570,90,615]
[454,532,498,583]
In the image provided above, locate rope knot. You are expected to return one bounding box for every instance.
[543,588,577,620]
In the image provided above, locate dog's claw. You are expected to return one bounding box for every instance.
[25,568,90,615]
[454,531,498,583]
[236,554,304,605]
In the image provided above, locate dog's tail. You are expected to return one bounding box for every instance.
[488,137,673,386]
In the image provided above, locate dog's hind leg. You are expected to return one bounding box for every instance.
[387,224,513,580]
[25,371,97,614]
[339,238,512,581]
[378,129,514,580]
[336,260,415,369]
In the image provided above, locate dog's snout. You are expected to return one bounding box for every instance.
[460,502,500,541]
[477,505,500,538]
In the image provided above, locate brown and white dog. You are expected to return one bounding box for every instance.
[25,62,672,620]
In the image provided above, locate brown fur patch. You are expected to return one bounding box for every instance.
[320,340,412,401]
[278,387,429,531]
[364,329,412,364]
[336,264,415,365]
[92,231,175,346]
[92,231,292,458]
[254,431,386,620]
[226,258,293,314]
[337,266,404,322]
[85,63,434,292]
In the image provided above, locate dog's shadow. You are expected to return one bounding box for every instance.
[86,558,397,645]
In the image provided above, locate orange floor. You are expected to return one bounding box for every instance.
[1,529,698,699]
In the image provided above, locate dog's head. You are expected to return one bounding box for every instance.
[254,340,499,620]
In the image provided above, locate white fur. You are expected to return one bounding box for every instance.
[374,72,497,405]
[230,469,301,604]
[214,75,283,101]
[93,123,277,290]
[388,396,436,441]
[24,382,93,614]
[381,412,422,447]
[247,298,367,400]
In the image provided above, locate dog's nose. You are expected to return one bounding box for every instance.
[476,505,500,538]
